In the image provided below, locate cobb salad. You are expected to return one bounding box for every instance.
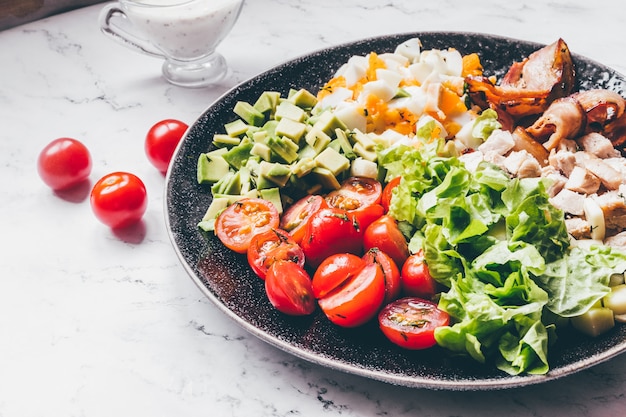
[195,37,626,375]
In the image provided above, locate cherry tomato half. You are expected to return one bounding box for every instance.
[301,207,364,268]
[363,248,401,304]
[37,137,92,191]
[279,194,328,244]
[312,253,366,299]
[378,297,450,350]
[145,119,188,174]
[326,176,382,211]
[401,250,437,299]
[265,260,316,316]
[363,215,410,268]
[90,172,147,229]
[215,198,280,254]
[382,176,401,213]
[317,262,386,327]
[247,228,305,280]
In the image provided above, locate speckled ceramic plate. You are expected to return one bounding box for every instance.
[165,32,626,390]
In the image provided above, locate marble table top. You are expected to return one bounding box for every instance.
[2,0,626,416]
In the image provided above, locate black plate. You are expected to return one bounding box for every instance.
[165,32,626,390]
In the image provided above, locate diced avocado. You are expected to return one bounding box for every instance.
[267,136,299,164]
[222,170,242,195]
[291,157,316,178]
[305,127,332,154]
[250,142,272,161]
[197,197,230,231]
[224,119,249,137]
[312,111,347,137]
[260,187,283,214]
[211,171,236,194]
[254,91,281,115]
[298,143,318,160]
[352,128,377,150]
[245,125,261,140]
[288,88,318,109]
[334,129,356,159]
[212,133,241,147]
[393,87,411,99]
[310,166,341,190]
[315,147,351,176]
[262,120,279,137]
[255,174,277,190]
[238,165,252,194]
[234,101,266,127]
[197,152,231,184]
[275,118,307,143]
[213,189,259,204]
[353,142,378,162]
[259,161,292,187]
[274,101,306,122]
[571,307,615,337]
[252,129,269,144]
[223,141,254,170]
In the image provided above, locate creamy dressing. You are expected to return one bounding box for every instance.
[123,0,243,60]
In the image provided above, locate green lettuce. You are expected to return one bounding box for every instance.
[379,135,626,375]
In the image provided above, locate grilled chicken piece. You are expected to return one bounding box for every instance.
[466,39,575,118]
[550,188,586,216]
[565,217,592,239]
[579,132,621,159]
[549,149,577,176]
[574,152,622,190]
[564,166,601,194]
[592,189,626,231]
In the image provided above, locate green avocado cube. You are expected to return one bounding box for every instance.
[275,118,307,143]
[197,152,231,184]
[275,101,306,122]
[288,88,318,109]
[314,147,350,176]
[234,101,266,127]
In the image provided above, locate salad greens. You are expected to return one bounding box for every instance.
[379,117,626,375]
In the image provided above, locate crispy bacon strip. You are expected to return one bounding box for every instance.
[525,96,585,150]
[466,39,575,118]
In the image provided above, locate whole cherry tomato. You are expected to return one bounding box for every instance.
[381,176,401,213]
[363,248,401,304]
[378,297,450,350]
[312,253,366,299]
[215,198,280,254]
[145,119,188,174]
[90,172,147,229]
[37,137,92,191]
[401,250,437,299]
[301,207,364,268]
[247,228,305,280]
[279,194,328,244]
[265,260,316,316]
[363,215,410,268]
[317,262,386,328]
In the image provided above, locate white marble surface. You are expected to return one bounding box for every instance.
[2,0,626,416]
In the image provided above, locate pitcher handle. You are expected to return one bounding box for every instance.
[98,3,165,59]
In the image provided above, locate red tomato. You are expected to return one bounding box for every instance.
[37,137,92,191]
[401,251,437,299]
[382,176,401,212]
[265,260,316,316]
[247,228,305,280]
[90,172,147,229]
[215,198,280,254]
[352,203,385,231]
[378,297,450,350]
[326,176,382,211]
[363,248,401,304]
[317,262,386,327]
[312,253,366,299]
[301,208,364,268]
[279,194,328,244]
[145,119,188,174]
[363,215,410,268]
